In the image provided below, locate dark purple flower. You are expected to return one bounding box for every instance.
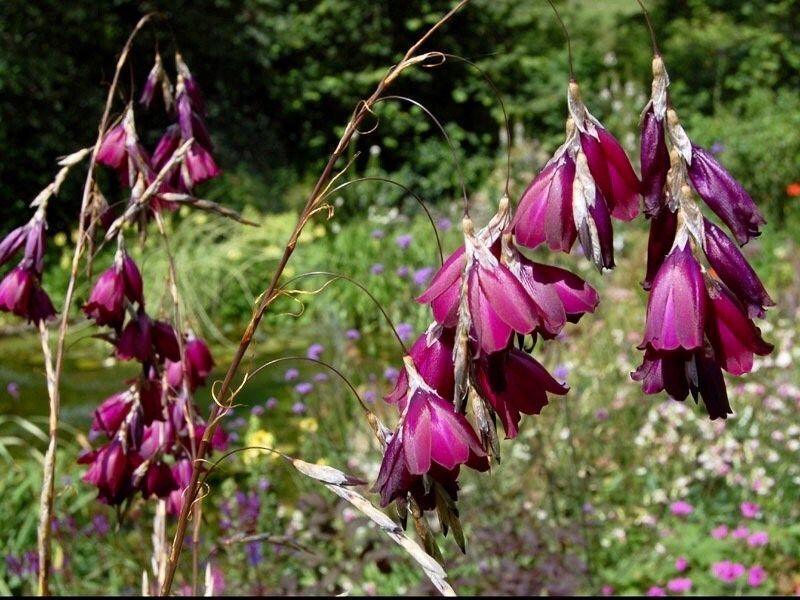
[307,343,324,360]
[116,311,153,362]
[373,357,489,507]
[704,276,772,375]
[82,439,142,505]
[702,219,773,318]
[83,265,125,326]
[642,209,678,290]
[640,105,670,217]
[474,348,567,439]
[22,218,46,275]
[0,267,56,324]
[152,124,182,172]
[139,53,163,108]
[167,458,193,516]
[0,224,29,267]
[91,391,132,436]
[512,152,577,252]
[140,460,178,499]
[121,253,144,305]
[688,144,766,245]
[152,320,180,362]
[181,143,220,190]
[640,244,706,353]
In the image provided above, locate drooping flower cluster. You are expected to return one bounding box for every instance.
[80,57,226,508]
[512,80,641,270]
[374,195,599,533]
[0,209,56,324]
[632,52,774,418]
[79,249,226,507]
[96,53,221,223]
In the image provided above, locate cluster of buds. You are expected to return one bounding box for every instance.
[512,79,641,271]
[0,203,56,324]
[632,51,774,418]
[96,53,221,221]
[374,194,600,538]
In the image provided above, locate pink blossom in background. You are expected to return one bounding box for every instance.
[670,500,694,517]
[667,578,692,593]
[747,565,767,587]
[675,556,688,572]
[711,525,729,540]
[740,502,760,519]
[646,586,666,596]
[731,525,750,539]
[712,560,746,583]
[601,585,614,596]
[747,531,769,547]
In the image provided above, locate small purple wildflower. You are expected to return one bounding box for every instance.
[370,229,385,239]
[346,328,361,341]
[396,266,410,278]
[245,541,263,566]
[710,141,725,156]
[91,513,110,536]
[396,322,414,343]
[284,368,299,381]
[363,390,377,403]
[307,343,324,360]
[594,408,609,421]
[747,565,767,587]
[294,382,313,395]
[666,578,692,593]
[228,431,240,443]
[712,561,745,583]
[265,397,278,409]
[646,586,666,597]
[251,405,265,416]
[711,524,728,539]
[383,367,399,382]
[413,266,434,286]
[292,401,306,414]
[258,478,271,492]
[6,382,20,400]
[313,372,329,383]
[670,501,694,517]
[553,364,570,383]
[740,502,760,519]
[582,502,594,513]
[370,263,385,275]
[601,585,614,596]
[438,217,452,231]
[747,531,769,547]
[675,556,688,572]
[230,417,247,430]
[395,233,413,249]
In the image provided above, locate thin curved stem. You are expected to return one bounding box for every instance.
[159,3,470,594]
[440,53,512,199]
[318,176,444,265]
[376,95,470,216]
[278,271,409,355]
[636,0,661,56]
[546,0,575,81]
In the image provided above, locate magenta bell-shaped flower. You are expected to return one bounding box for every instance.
[166,334,215,391]
[640,243,706,353]
[687,145,766,246]
[122,253,144,305]
[91,391,132,436]
[116,310,153,362]
[96,124,128,172]
[640,105,670,217]
[81,439,143,505]
[0,267,56,324]
[181,143,220,190]
[474,348,568,439]
[373,356,489,507]
[140,461,178,499]
[702,219,774,319]
[83,266,125,326]
[385,324,455,409]
[704,275,773,376]
[642,209,678,290]
[0,225,29,267]
[167,458,193,516]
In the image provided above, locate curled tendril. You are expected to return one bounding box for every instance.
[374,95,470,216]
[278,271,409,355]
[354,100,381,136]
[420,51,447,68]
[318,176,444,266]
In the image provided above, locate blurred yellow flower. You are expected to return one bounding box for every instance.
[243,429,277,465]
[297,417,318,433]
[53,232,67,247]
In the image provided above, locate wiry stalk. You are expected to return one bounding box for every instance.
[159,1,471,594]
[36,14,157,596]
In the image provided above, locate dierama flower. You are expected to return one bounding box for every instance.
[81,439,142,505]
[513,81,640,270]
[91,391,133,436]
[373,356,489,507]
[0,267,56,324]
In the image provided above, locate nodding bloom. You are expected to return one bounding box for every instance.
[0,266,56,324]
[635,52,773,418]
[91,391,133,437]
[139,460,178,500]
[139,52,167,109]
[166,333,215,391]
[513,81,640,270]
[473,348,568,439]
[417,198,543,354]
[116,310,180,364]
[633,238,772,419]
[96,107,151,187]
[373,356,489,507]
[81,439,143,505]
